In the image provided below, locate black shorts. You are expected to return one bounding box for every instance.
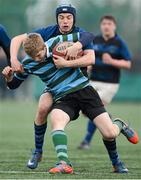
[52,86,106,121]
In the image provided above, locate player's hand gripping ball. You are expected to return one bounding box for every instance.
[53,41,83,60]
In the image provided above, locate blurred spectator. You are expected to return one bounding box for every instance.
[0,24,11,99]
[0,48,10,99]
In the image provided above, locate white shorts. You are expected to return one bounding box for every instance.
[90,81,119,105]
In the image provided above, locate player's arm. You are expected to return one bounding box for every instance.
[2,66,28,89]
[0,25,11,65]
[10,27,50,72]
[10,33,27,72]
[102,53,131,69]
[53,49,95,68]
[65,32,94,60]
[102,40,132,69]
[46,32,94,59]
[79,32,95,47]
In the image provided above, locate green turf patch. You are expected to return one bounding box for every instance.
[0,101,141,179]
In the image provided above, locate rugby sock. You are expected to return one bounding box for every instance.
[103,139,121,166]
[83,120,97,144]
[51,130,70,164]
[34,122,47,153]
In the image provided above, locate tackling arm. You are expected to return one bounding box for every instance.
[65,32,94,59]
[7,77,24,89]
[2,66,27,89]
[10,33,27,72]
[65,49,95,67]
[53,49,95,68]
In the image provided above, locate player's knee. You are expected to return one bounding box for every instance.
[103,129,117,139]
[37,93,53,119]
[38,106,49,118]
[36,104,50,122]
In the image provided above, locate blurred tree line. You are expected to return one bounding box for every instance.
[0,0,35,35]
[0,0,140,71]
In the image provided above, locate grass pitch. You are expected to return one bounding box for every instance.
[0,101,141,179]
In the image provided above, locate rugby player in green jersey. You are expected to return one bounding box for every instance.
[3,33,139,174]
[8,4,99,171]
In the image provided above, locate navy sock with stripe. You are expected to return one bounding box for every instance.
[34,122,47,153]
[103,139,121,166]
[84,120,97,144]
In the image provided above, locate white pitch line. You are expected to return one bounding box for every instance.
[0,171,48,174]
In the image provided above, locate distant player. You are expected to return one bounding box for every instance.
[3,33,138,174]
[78,15,132,151]
[0,24,11,65]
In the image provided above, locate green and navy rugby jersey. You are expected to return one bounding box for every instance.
[32,25,94,77]
[45,32,80,58]
[13,32,89,101]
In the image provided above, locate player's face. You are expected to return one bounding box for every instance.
[34,46,46,62]
[58,13,74,34]
[100,19,116,37]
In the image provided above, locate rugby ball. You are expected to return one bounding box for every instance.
[53,41,83,59]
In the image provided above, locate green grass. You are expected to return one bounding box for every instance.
[0,101,141,179]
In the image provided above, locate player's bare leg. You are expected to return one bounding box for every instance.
[27,92,53,169]
[78,95,109,150]
[93,112,139,173]
[35,92,53,125]
[49,109,73,174]
[93,112,119,139]
[93,112,139,143]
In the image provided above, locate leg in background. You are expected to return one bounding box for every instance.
[78,120,97,149]
[27,92,53,169]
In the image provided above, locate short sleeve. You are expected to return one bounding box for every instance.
[120,39,132,61]
[83,42,94,50]
[75,27,94,50]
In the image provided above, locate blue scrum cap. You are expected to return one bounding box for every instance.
[56,4,76,25]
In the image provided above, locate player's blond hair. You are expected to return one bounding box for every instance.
[23,33,45,58]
